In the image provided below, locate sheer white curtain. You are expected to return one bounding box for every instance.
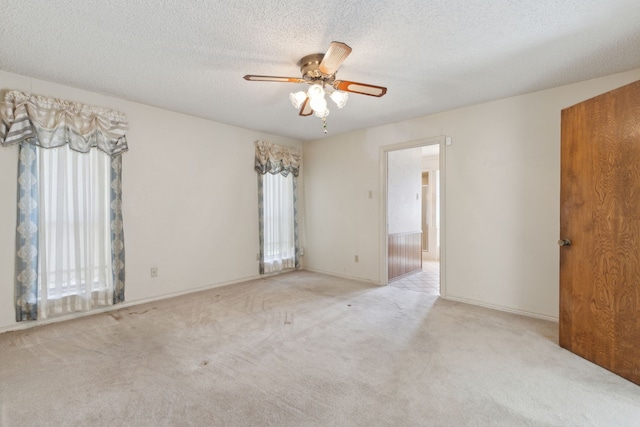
[262,172,295,273]
[38,145,113,318]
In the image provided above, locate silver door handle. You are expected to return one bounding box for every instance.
[558,239,571,247]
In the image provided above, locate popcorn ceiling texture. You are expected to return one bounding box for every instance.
[2,0,640,140]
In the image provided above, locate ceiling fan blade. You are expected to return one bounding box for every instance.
[333,80,387,97]
[318,42,352,75]
[299,97,313,116]
[243,75,306,83]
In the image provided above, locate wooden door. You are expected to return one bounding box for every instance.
[560,80,640,385]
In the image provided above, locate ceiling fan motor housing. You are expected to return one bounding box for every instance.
[299,53,335,83]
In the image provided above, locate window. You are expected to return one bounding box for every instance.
[254,140,301,275]
[2,90,128,322]
[37,146,114,317]
[262,172,296,272]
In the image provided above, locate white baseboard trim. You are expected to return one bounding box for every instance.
[302,267,381,286]
[441,294,559,322]
[0,274,263,335]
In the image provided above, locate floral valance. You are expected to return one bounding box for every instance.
[254,140,301,177]
[0,90,128,156]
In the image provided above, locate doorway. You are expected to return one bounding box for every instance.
[380,136,445,296]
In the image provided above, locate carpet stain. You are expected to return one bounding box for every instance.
[128,308,157,315]
[284,312,293,324]
[200,360,209,367]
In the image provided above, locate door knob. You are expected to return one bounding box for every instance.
[558,239,571,247]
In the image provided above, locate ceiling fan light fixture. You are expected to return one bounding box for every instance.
[244,41,387,134]
[309,95,327,114]
[290,91,307,109]
[307,83,325,100]
[330,91,348,109]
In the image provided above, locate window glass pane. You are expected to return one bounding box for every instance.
[263,173,295,266]
[37,146,113,306]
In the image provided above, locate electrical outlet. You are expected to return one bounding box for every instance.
[150,267,158,278]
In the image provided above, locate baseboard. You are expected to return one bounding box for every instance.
[302,267,381,285]
[441,294,559,322]
[0,274,263,335]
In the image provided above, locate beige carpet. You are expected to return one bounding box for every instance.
[1,271,639,426]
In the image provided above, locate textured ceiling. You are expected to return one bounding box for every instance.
[2,0,640,141]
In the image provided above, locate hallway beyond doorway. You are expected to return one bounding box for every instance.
[388,260,439,295]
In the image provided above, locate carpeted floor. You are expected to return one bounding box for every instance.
[1,271,639,426]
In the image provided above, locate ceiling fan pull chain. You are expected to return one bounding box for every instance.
[322,116,328,134]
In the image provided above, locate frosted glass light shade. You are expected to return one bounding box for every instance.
[307,84,325,100]
[309,95,327,113]
[289,91,307,109]
[330,91,348,108]
[314,108,330,118]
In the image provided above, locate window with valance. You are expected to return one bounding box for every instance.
[254,140,301,275]
[1,90,128,321]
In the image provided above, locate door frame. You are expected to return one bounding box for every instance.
[379,135,447,295]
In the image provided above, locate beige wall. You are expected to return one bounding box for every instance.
[421,155,439,260]
[387,147,422,235]
[0,70,301,331]
[303,69,640,320]
[3,68,640,329]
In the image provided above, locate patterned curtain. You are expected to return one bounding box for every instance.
[1,90,129,321]
[254,141,301,274]
[14,144,39,321]
[254,140,301,177]
[110,156,126,304]
[0,91,128,154]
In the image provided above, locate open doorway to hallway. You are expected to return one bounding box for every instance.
[384,141,442,296]
[389,257,440,295]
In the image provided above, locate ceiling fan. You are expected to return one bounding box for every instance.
[243,41,387,133]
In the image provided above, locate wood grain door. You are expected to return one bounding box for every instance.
[560,80,640,385]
